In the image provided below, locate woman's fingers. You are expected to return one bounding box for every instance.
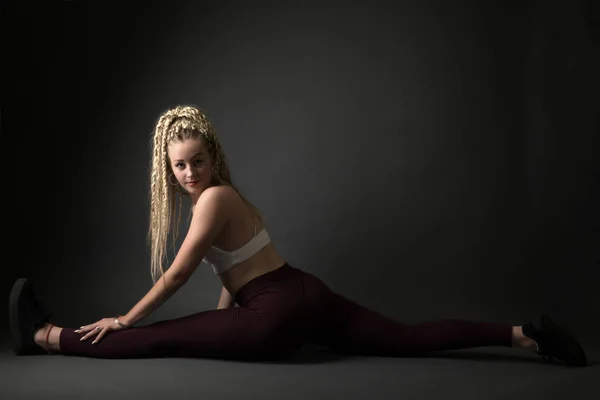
[74,323,95,334]
[78,326,101,341]
[91,329,106,344]
[74,318,114,344]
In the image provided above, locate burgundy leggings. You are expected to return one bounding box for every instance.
[59,263,513,360]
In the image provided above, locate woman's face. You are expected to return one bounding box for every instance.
[167,137,213,197]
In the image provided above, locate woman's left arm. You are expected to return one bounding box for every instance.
[121,268,187,327]
[121,186,230,327]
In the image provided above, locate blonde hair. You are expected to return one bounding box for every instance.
[147,105,263,285]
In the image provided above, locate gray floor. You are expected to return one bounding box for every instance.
[1,340,598,400]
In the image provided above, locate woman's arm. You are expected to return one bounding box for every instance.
[122,268,187,327]
[122,186,231,326]
[217,286,235,310]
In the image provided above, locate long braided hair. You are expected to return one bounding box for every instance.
[147,105,263,285]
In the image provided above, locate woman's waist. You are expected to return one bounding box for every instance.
[220,252,288,297]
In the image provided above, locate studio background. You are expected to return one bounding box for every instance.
[2,0,599,348]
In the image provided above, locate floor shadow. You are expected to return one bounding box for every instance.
[1,342,596,367]
[250,346,599,367]
[433,349,598,367]
[248,345,352,364]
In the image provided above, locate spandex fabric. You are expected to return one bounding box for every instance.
[59,263,513,360]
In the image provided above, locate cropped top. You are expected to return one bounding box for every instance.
[201,221,271,274]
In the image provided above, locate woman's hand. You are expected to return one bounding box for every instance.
[74,316,129,344]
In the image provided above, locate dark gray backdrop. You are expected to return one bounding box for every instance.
[3,0,599,348]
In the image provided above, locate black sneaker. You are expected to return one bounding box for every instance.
[522,314,587,367]
[9,278,53,355]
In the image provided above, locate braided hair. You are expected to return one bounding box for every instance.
[147,105,263,285]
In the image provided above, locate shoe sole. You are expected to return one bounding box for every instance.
[538,314,587,367]
[9,278,28,355]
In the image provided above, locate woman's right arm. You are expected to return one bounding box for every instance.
[217,286,236,309]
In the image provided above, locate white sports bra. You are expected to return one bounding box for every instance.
[201,221,271,274]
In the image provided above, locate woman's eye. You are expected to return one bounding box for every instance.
[175,160,202,168]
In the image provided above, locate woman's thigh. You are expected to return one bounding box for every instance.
[299,271,513,356]
[299,269,418,354]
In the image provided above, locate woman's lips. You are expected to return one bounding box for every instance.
[187,180,199,186]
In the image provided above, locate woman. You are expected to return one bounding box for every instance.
[9,105,588,366]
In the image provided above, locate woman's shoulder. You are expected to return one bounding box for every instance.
[204,185,261,223]
[212,184,240,202]
[201,184,236,199]
[203,184,244,211]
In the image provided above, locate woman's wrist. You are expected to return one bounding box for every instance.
[115,314,133,329]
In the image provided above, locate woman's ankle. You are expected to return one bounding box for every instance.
[512,325,538,351]
[33,323,62,353]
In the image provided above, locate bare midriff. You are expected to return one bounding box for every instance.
[219,242,287,297]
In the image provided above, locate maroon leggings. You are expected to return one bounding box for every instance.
[59,263,513,360]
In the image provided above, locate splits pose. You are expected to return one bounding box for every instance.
[10,106,588,367]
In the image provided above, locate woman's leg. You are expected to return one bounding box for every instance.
[57,308,284,359]
[322,292,514,356]
[34,323,63,352]
[55,264,313,360]
[300,271,517,357]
